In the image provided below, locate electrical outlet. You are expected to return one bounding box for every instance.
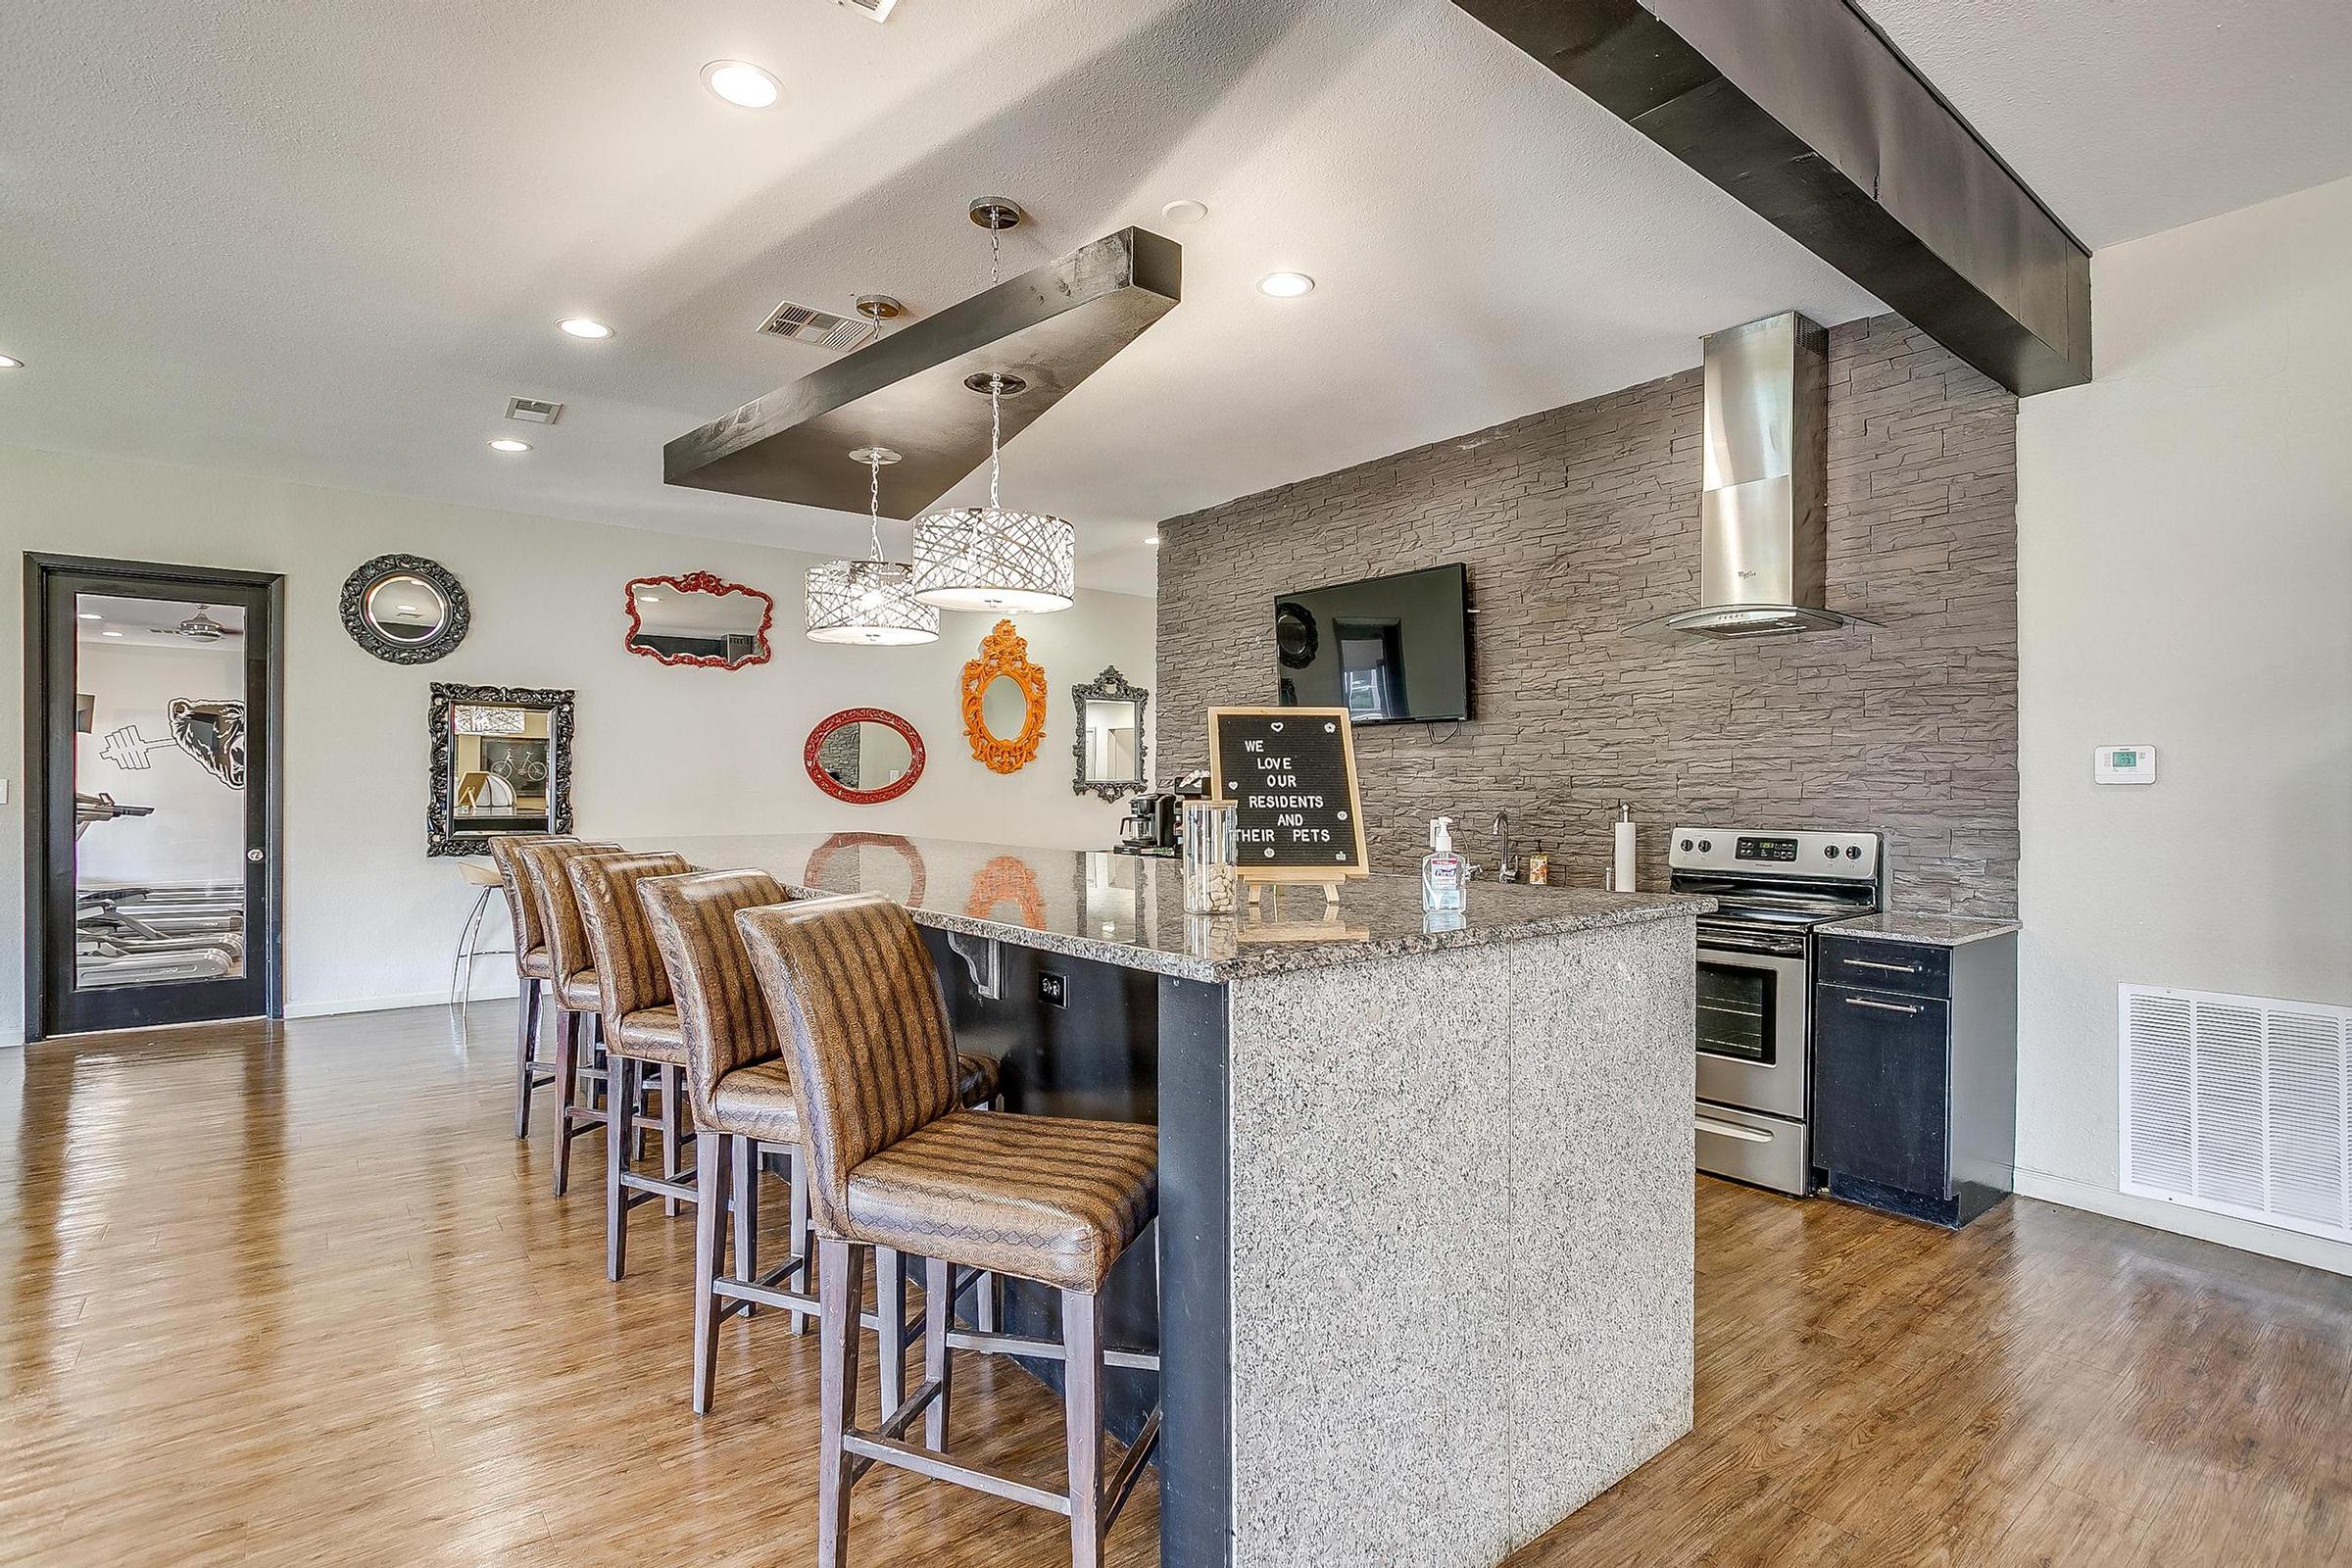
[1038,971,1068,1009]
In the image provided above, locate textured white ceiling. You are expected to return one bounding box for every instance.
[1857,0,2352,249]
[1,1,2342,601]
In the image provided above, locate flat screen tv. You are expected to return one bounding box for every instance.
[1273,564,1471,724]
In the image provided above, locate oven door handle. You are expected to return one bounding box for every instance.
[1694,1113,1774,1144]
[1698,932,1806,959]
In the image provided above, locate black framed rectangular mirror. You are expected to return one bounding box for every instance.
[427,682,574,855]
[1071,665,1149,801]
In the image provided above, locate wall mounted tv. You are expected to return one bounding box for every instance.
[1273,564,1471,724]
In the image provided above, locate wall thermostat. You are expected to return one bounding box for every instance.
[2094,745,2157,785]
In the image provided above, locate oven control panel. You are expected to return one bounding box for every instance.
[1669,827,1881,880]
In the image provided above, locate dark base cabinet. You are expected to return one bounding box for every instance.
[1812,930,2018,1228]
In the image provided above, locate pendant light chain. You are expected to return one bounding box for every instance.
[867,449,885,563]
[987,216,1004,513]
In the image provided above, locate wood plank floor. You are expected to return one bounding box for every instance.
[4,1006,2349,1566]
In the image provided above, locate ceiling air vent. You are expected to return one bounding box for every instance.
[759,299,879,353]
[835,0,898,20]
[505,397,564,424]
[2121,984,2352,1244]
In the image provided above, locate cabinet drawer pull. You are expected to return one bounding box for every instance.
[1843,957,1922,974]
[1842,996,1924,1015]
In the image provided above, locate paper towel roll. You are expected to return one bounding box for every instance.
[1612,814,1638,894]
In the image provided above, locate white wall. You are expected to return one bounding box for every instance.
[1,444,1154,1043]
[2017,172,2352,1272]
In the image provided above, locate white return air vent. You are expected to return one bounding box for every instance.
[2121,985,2352,1244]
[759,299,877,352]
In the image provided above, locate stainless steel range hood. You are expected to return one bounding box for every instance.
[665,226,1180,519]
[1629,311,1874,642]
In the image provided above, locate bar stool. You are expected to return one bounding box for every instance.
[486,832,574,1138]
[637,870,1004,1417]
[735,893,1160,1568]
[512,838,625,1195]
[449,859,510,1009]
[569,850,696,1280]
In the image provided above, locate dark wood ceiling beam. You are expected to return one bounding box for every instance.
[1455,0,2090,395]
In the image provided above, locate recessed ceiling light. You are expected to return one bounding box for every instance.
[1144,535,1161,546]
[0,354,23,369]
[1257,271,1315,298]
[557,317,613,341]
[489,437,532,453]
[397,604,419,614]
[702,60,781,110]
[101,629,124,638]
[1160,200,1207,224]
[639,596,660,605]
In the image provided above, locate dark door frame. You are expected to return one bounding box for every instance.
[22,553,286,1041]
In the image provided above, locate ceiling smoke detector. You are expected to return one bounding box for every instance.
[505,396,564,424]
[835,0,898,21]
[759,294,898,352]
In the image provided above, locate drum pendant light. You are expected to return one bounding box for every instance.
[912,199,1077,613]
[806,446,940,646]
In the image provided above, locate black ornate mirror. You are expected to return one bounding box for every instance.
[1070,665,1149,801]
[427,682,573,856]
[343,554,469,664]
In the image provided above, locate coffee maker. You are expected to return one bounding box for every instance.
[1117,793,1178,855]
[1114,771,1208,856]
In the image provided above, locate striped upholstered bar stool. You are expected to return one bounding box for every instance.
[736,893,1159,1568]
[511,838,624,1195]
[638,871,1004,1417]
[569,851,696,1281]
[486,832,572,1138]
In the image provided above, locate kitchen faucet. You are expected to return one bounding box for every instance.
[1492,811,1518,883]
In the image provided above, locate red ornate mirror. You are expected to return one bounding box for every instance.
[805,708,925,805]
[623,570,774,669]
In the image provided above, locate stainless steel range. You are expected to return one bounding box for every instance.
[1670,827,1884,1196]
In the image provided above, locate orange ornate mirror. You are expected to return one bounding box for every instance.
[960,618,1047,774]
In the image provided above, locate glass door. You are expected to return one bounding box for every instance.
[28,557,281,1038]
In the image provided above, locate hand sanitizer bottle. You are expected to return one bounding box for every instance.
[1422,815,1466,912]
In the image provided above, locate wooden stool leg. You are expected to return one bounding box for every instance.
[815,1238,867,1568]
[874,1247,906,1422]
[605,1053,634,1282]
[551,1010,580,1197]
[923,1255,954,1451]
[692,1131,732,1416]
[1063,1288,1104,1568]
[788,1144,812,1340]
[732,1136,759,1317]
[630,1054,650,1165]
[513,979,539,1140]
[661,1063,683,1218]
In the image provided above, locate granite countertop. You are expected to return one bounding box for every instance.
[1822,912,2021,948]
[645,832,1713,983]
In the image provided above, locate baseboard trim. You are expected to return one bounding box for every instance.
[2014,1167,2352,1279]
[284,983,518,1020]
[0,985,517,1049]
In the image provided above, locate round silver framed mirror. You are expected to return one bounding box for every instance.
[341,554,470,664]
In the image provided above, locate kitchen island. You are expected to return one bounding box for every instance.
[652,832,1709,1568]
